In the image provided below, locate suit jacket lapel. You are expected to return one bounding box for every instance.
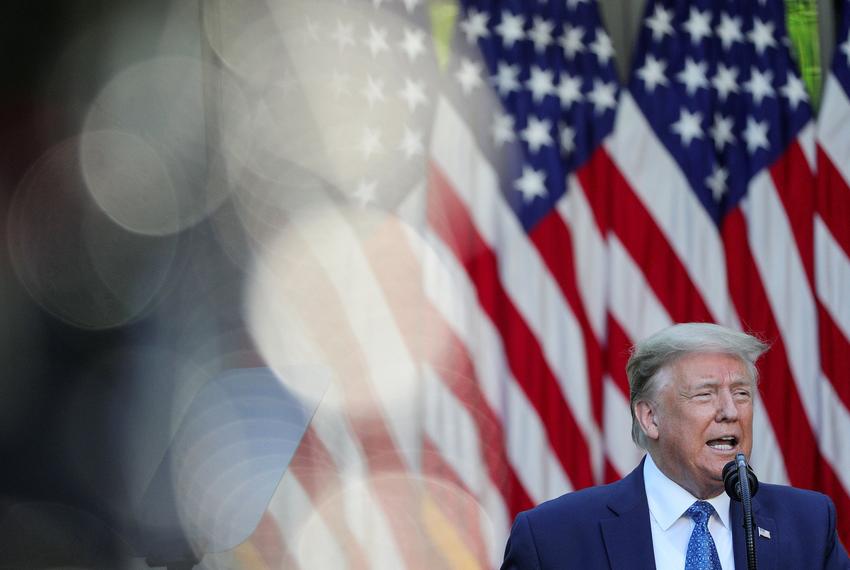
[600,458,657,570]
[731,497,776,570]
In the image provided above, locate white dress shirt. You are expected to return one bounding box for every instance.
[643,454,735,569]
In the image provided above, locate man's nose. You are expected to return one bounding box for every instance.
[716,390,739,421]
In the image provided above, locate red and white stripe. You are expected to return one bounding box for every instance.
[603,92,793,486]
[246,75,850,570]
[412,93,625,554]
[249,188,549,567]
[604,84,850,547]
[242,24,850,570]
[816,70,850,541]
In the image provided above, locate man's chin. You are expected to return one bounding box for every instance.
[701,462,730,486]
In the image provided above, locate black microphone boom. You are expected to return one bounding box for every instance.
[723,453,759,570]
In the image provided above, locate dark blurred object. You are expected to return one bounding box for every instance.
[0,1,234,567]
[0,500,132,568]
[0,367,326,568]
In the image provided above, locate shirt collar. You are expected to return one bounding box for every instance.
[643,454,731,530]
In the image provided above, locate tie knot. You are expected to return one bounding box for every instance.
[687,501,714,525]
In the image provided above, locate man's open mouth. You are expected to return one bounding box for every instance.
[706,436,738,451]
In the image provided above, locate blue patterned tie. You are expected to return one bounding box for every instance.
[684,501,722,570]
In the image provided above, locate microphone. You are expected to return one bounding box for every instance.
[723,454,759,500]
[723,453,758,570]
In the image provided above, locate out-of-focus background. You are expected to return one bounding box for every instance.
[2,0,849,568]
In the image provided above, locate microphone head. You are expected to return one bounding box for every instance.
[722,455,759,501]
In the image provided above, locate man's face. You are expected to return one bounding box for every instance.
[640,352,754,499]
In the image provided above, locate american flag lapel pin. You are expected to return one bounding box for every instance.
[758,527,771,539]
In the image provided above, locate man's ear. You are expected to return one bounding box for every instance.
[635,400,660,441]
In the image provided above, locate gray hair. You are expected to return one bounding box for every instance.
[626,322,768,449]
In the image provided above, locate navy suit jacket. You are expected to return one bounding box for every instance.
[502,458,850,569]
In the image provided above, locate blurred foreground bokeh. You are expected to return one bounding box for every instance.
[0,0,497,568]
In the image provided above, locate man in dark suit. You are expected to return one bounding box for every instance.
[501,323,850,569]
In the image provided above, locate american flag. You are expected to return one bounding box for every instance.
[615,0,850,546]
[816,0,850,548]
[423,0,622,526]
[223,0,850,567]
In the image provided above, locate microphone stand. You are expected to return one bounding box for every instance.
[735,454,757,570]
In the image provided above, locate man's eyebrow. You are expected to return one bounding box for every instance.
[689,378,751,390]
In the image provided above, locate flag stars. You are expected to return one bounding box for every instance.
[710,113,735,151]
[560,122,576,155]
[683,7,712,45]
[331,20,356,50]
[495,11,526,48]
[590,30,614,65]
[781,73,809,110]
[527,66,556,102]
[748,19,777,55]
[358,127,384,159]
[712,64,739,102]
[529,16,555,52]
[743,117,770,154]
[399,78,427,112]
[706,166,729,202]
[361,75,386,107]
[520,116,553,153]
[399,27,427,62]
[717,13,744,50]
[646,5,674,42]
[366,25,389,57]
[460,8,490,44]
[455,58,484,94]
[557,73,583,108]
[637,55,669,93]
[353,179,378,206]
[492,111,516,147]
[744,68,775,104]
[514,166,547,202]
[559,25,585,59]
[587,79,617,114]
[401,0,422,13]
[399,126,423,158]
[841,37,850,67]
[493,62,521,97]
[671,108,704,146]
[677,58,709,95]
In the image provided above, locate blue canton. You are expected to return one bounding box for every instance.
[455,0,620,232]
[629,0,812,225]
